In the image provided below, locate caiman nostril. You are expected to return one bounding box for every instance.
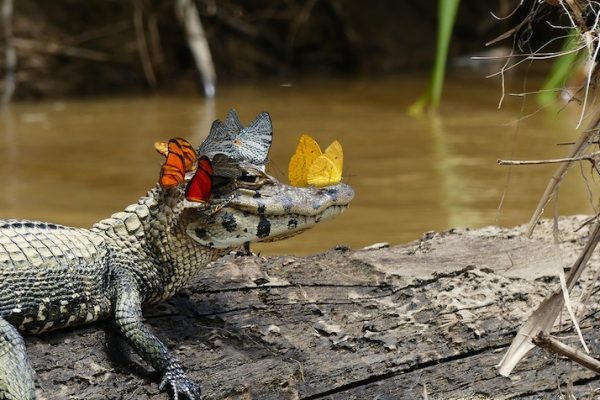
[319,187,339,196]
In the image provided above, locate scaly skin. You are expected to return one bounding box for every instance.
[0,166,354,399]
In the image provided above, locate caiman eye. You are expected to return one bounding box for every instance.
[238,175,260,183]
[235,173,270,189]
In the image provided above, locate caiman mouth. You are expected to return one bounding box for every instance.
[186,181,354,249]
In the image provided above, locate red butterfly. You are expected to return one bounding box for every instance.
[185,156,213,203]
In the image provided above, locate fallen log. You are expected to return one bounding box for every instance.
[28,216,600,399]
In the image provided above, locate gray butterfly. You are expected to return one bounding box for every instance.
[198,109,273,166]
[211,153,244,179]
[210,153,271,198]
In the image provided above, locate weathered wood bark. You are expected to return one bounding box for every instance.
[28,216,600,399]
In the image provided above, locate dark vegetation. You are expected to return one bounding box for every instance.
[1,1,538,99]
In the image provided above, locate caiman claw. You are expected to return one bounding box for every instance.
[159,367,202,400]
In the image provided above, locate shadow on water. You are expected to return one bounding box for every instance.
[0,73,594,255]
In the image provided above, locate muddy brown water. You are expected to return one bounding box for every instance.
[0,73,593,255]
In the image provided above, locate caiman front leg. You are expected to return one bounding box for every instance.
[111,267,201,399]
[0,317,36,400]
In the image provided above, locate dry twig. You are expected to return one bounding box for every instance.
[133,0,157,89]
[498,220,600,376]
[533,332,600,374]
[11,38,110,62]
[498,152,600,165]
[524,123,600,237]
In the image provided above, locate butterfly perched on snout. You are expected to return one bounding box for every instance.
[288,134,343,188]
[155,137,213,203]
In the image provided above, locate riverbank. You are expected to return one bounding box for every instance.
[28,215,600,399]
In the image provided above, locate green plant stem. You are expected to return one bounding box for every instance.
[538,33,579,105]
[409,0,460,115]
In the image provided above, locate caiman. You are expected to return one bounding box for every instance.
[0,120,354,399]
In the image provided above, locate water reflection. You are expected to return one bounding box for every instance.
[0,108,19,210]
[0,74,593,255]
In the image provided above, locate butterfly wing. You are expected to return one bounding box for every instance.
[235,112,273,165]
[198,119,238,158]
[185,156,214,202]
[159,164,185,188]
[198,110,272,166]
[211,153,243,178]
[155,137,197,172]
[288,134,322,187]
[173,137,197,172]
[323,140,343,174]
[224,109,243,132]
[198,109,243,157]
[305,139,343,187]
[154,141,169,157]
[306,155,342,187]
[159,148,186,189]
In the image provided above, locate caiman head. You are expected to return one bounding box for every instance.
[154,109,353,255]
[180,166,354,250]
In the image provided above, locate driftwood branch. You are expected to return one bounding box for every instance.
[176,0,216,98]
[133,0,158,89]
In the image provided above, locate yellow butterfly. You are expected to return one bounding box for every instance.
[288,134,343,187]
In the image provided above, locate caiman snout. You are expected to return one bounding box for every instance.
[226,181,354,216]
[185,180,354,249]
[312,183,354,212]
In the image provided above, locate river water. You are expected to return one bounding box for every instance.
[0,73,594,254]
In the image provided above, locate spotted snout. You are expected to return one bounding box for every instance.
[227,182,354,215]
[186,182,354,249]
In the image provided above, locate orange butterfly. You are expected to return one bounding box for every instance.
[185,156,213,203]
[157,138,198,189]
[155,137,197,172]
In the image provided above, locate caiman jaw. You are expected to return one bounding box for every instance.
[185,180,354,249]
